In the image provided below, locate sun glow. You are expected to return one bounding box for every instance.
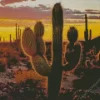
[0,19,100,42]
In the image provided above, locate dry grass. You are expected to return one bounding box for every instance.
[14,69,46,83]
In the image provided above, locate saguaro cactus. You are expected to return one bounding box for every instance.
[84,14,92,42]
[48,3,63,100]
[89,29,92,40]
[84,14,89,41]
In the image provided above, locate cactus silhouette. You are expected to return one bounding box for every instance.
[48,3,63,100]
[21,3,81,100]
[84,14,89,41]
[84,14,89,63]
[84,14,92,64]
[63,27,81,71]
[84,14,92,42]
[67,27,78,43]
[89,29,92,40]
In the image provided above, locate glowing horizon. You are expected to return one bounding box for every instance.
[0,19,100,42]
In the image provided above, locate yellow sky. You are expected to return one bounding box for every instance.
[0,19,100,42]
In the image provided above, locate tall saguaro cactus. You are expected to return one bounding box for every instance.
[48,3,63,100]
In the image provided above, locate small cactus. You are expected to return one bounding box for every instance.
[67,27,78,43]
[89,29,92,40]
[84,14,89,41]
[64,27,81,70]
[84,14,92,42]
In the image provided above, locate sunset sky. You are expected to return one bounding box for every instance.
[0,0,100,41]
[0,0,100,10]
[0,0,100,20]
